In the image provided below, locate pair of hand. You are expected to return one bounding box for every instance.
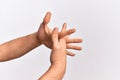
[37,12,82,56]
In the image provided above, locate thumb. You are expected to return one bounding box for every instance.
[52,27,59,46]
[43,12,51,25]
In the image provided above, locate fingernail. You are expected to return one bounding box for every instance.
[54,27,58,31]
[64,23,67,25]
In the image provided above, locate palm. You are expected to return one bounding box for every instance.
[37,23,52,48]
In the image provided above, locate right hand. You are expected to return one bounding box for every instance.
[50,26,66,64]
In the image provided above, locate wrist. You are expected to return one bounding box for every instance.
[34,32,43,45]
[50,56,66,65]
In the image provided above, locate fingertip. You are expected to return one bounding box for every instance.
[61,23,67,33]
[79,38,83,43]
[43,12,52,25]
[64,23,67,26]
[66,29,76,35]
[77,46,83,51]
[72,28,76,32]
[52,27,59,46]
[47,12,51,16]
[53,27,59,32]
[80,47,83,50]
[66,51,76,56]
[63,23,67,29]
[52,27,59,38]
[71,54,76,56]
[75,38,83,43]
[68,53,76,56]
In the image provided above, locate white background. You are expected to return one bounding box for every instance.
[0,0,120,80]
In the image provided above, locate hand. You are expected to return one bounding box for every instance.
[37,12,82,56]
[38,27,67,80]
[50,27,66,64]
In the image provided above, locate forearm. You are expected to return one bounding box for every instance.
[40,63,66,80]
[0,32,41,62]
[39,61,66,80]
[39,49,66,80]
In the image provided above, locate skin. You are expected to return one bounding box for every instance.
[37,12,82,55]
[0,12,82,62]
[39,24,67,80]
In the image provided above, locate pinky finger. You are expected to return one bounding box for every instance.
[66,50,75,56]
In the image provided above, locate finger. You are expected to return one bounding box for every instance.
[52,27,59,45]
[66,44,82,50]
[66,38,83,43]
[61,23,67,32]
[66,50,75,56]
[58,28,76,38]
[66,28,76,35]
[59,23,67,38]
[43,12,51,25]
